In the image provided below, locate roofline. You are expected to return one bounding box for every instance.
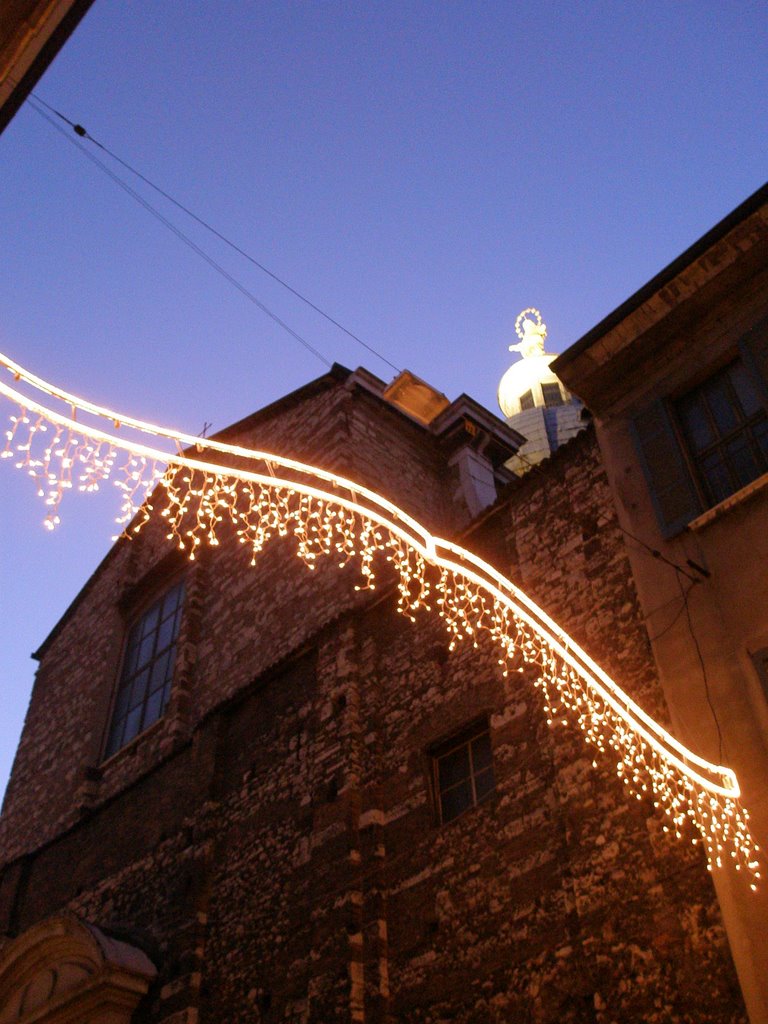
[429,393,527,449]
[33,364,351,660]
[0,0,98,135]
[31,362,522,660]
[212,363,351,442]
[552,180,768,373]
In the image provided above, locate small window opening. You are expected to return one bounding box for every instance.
[432,720,495,824]
[541,381,565,407]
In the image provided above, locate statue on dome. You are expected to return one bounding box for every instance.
[510,308,547,358]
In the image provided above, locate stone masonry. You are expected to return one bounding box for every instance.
[0,367,746,1023]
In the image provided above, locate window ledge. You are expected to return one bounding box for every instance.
[689,470,768,531]
[100,716,166,770]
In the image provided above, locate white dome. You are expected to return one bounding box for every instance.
[497,352,562,418]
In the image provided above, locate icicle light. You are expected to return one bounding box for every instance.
[0,351,760,886]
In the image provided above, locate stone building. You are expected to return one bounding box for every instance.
[0,9,762,1021]
[0,318,752,1020]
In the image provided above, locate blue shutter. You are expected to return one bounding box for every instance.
[631,400,702,537]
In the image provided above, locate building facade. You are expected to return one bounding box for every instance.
[0,329,752,1021]
[0,5,762,1019]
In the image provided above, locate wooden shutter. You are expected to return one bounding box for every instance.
[740,314,768,403]
[631,400,702,537]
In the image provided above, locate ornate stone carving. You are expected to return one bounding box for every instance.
[0,915,156,1023]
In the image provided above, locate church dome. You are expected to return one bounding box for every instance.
[497,309,568,417]
[497,351,564,417]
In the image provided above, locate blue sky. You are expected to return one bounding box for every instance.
[0,0,765,800]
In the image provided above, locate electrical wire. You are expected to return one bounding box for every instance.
[677,572,725,765]
[614,521,704,584]
[646,580,695,642]
[26,98,332,369]
[27,92,402,376]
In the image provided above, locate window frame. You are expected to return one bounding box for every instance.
[632,326,768,537]
[541,381,565,408]
[674,360,768,509]
[103,575,186,760]
[519,389,535,411]
[430,717,496,826]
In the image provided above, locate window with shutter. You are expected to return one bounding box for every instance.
[633,324,768,536]
[632,400,702,536]
[675,361,768,506]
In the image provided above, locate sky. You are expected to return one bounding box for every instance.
[0,0,766,802]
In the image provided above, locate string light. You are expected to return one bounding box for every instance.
[0,351,760,886]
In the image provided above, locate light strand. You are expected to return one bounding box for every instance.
[0,354,760,885]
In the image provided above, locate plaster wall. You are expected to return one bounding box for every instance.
[582,255,768,1022]
[592,410,768,1024]
[548,186,768,1015]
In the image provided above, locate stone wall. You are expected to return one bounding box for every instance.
[461,429,743,1022]
[0,387,746,1022]
[0,372,458,863]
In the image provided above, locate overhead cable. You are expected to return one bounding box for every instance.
[28,93,401,375]
[27,98,332,369]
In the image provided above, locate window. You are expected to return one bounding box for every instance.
[104,579,185,757]
[675,361,768,506]
[519,389,535,411]
[432,720,495,824]
[541,381,565,408]
[632,329,768,537]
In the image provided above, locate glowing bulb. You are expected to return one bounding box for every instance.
[0,349,761,886]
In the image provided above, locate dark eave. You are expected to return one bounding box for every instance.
[429,393,526,467]
[551,182,768,413]
[553,181,768,376]
[0,0,97,135]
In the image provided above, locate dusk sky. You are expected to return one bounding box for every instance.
[1,1,766,799]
